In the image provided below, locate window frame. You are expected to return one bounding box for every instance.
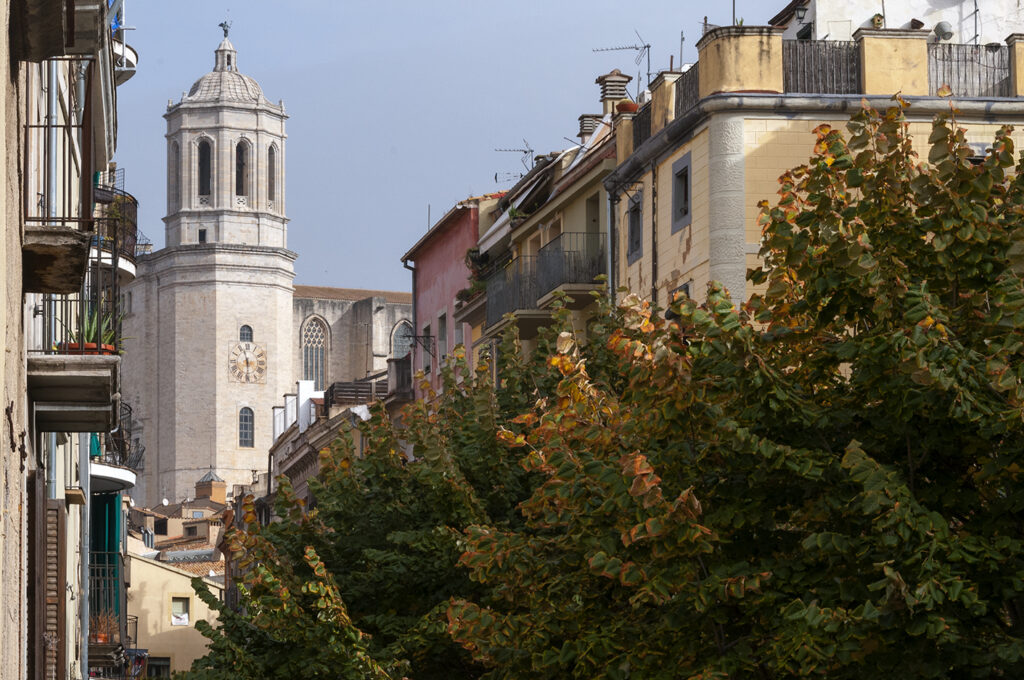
[267,144,277,202]
[301,317,328,391]
[239,325,253,343]
[239,407,254,448]
[170,596,190,626]
[197,138,213,197]
[626,191,643,265]
[671,152,693,234]
[235,140,250,198]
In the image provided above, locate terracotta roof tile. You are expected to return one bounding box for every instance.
[293,285,411,304]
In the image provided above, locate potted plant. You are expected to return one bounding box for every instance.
[89,611,117,644]
[59,306,121,355]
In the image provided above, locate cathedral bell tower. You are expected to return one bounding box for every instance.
[122,27,296,507]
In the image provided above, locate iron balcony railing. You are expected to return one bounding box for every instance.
[783,40,861,94]
[538,232,607,297]
[98,403,143,471]
[89,551,127,651]
[928,43,1011,97]
[94,170,141,264]
[485,256,540,328]
[674,63,700,120]
[633,103,652,149]
[23,108,93,240]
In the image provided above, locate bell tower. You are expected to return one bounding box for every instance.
[122,27,296,507]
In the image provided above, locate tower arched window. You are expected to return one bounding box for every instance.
[171,141,180,210]
[267,145,277,203]
[198,139,212,197]
[392,321,413,359]
[239,325,253,343]
[239,407,254,448]
[301,318,327,391]
[235,141,250,199]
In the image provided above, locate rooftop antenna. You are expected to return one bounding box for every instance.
[494,139,534,170]
[593,30,652,98]
[494,171,523,185]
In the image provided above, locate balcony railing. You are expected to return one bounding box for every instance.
[633,103,652,149]
[538,232,607,298]
[928,43,1011,97]
[98,403,143,471]
[94,169,140,264]
[89,551,127,662]
[783,40,861,94]
[674,63,700,119]
[324,373,389,408]
[485,257,540,328]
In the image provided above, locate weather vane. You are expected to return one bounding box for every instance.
[219,20,231,38]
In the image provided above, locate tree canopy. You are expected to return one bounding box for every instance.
[179,101,1024,679]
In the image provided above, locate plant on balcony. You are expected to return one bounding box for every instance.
[89,610,117,644]
[59,305,122,354]
[455,248,489,304]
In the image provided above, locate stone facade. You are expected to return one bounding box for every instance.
[123,35,411,508]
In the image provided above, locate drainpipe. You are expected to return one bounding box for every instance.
[649,161,658,306]
[80,433,91,677]
[606,192,618,303]
[402,258,416,374]
[46,59,58,500]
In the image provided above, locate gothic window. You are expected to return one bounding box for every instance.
[239,325,253,342]
[198,139,212,197]
[171,142,180,210]
[392,320,413,359]
[267,145,277,202]
[302,318,327,391]
[235,141,249,198]
[239,407,254,448]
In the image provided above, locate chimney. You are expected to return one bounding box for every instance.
[195,470,227,505]
[596,69,633,115]
[578,114,602,141]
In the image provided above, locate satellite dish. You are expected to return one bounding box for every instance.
[934,21,953,41]
[208,569,216,577]
[162,498,169,506]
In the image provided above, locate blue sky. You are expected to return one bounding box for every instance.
[115,0,772,290]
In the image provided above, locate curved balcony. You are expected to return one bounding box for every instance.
[93,170,141,281]
[113,40,138,86]
[90,404,141,492]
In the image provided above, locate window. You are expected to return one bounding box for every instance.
[171,142,180,210]
[301,318,327,390]
[147,657,171,678]
[184,526,197,537]
[454,322,463,349]
[392,321,413,359]
[626,192,643,264]
[192,510,203,519]
[438,314,448,360]
[235,141,249,197]
[171,597,190,626]
[198,139,212,196]
[198,228,207,243]
[422,324,431,375]
[239,324,253,342]
[671,152,692,234]
[268,145,277,202]
[154,518,167,535]
[239,407,254,448]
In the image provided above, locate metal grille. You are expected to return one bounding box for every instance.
[485,257,540,328]
[928,43,1010,97]
[783,40,861,94]
[633,103,652,150]
[538,232,607,297]
[674,64,700,119]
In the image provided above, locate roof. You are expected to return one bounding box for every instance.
[769,0,807,26]
[150,497,228,519]
[181,36,267,105]
[197,470,225,483]
[172,559,226,576]
[293,285,411,304]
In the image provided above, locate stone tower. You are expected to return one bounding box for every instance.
[122,31,296,506]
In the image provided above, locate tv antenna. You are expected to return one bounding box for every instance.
[593,30,652,97]
[495,139,534,171]
[494,171,523,185]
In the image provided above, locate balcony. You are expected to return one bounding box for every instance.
[674,63,700,120]
[928,43,1011,97]
[91,403,141,492]
[386,355,414,405]
[89,551,129,670]
[485,257,543,330]
[633,103,652,150]
[93,169,141,280]
[323,374,389,409]
[783,40,861,94]
[537,232,607,307]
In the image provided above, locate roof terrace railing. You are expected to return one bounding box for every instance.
[783,40,861,95]
[928,43,1011,97]
[674,63,700,120]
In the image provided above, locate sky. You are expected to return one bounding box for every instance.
[115,0,771,291]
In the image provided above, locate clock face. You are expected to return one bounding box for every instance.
[228,342,268,384]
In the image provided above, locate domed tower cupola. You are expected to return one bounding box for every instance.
[163,24,288,248]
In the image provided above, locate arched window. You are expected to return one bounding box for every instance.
[239,407,254,448]
[392,321,413,359]
[235,141,249,198]
[171,142,180,210]
[239,325,253,342]
[198,139,212,197]
[301,318,327,391]
[267,145,276,203]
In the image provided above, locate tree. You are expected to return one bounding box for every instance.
[447,101,1024,678]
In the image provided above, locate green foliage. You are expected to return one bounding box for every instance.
[182,101,1024,678]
